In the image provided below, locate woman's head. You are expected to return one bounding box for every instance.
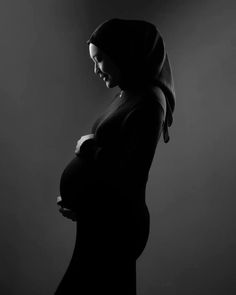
[87,18,162,90]
[89,43,121,88]
[87,18,176,143]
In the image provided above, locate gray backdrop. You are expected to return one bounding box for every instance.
[0,0,235,294]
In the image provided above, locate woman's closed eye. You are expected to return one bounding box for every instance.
[94,55,103,63]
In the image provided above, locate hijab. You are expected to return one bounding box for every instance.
[86,18,176,143]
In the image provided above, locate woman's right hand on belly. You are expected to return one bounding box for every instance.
[57,196,78,222]
[74,134,95,154]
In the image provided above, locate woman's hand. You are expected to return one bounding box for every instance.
[59,207,78,222]
[75,134,95,155]
[57,196,78,222]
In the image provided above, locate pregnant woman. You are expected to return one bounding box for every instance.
[55,18,176,295]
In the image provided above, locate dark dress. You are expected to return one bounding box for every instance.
[55,90,165,295]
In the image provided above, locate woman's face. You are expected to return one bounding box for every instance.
[89,43,121,88]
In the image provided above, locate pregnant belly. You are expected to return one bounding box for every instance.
[59,155,95,210]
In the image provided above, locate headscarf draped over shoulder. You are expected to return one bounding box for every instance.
[86,18,176,143]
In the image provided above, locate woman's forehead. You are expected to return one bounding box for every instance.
[89,43,102,58]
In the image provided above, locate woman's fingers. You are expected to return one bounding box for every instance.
[75,144,80,154]
[75,139,83,154]
[59,207,75,218]
[59,207,78,221]
[81,134,95,141]
[57,196,62,205]
[74,134,95,154]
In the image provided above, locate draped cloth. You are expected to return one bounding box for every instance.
[86,18,176,143]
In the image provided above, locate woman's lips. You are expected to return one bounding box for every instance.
[99,73,109,81]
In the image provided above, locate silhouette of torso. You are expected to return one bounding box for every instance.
[56,91,165,295]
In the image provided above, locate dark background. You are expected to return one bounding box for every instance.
[0,0,236,294]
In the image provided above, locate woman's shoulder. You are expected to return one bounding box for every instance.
[153,87,166,117]
[117,88,167,125]
[122,93,165,128]
[133,87,166,119]
[144,87,166,119]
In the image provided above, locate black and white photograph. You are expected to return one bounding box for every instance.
[0,0,235,294]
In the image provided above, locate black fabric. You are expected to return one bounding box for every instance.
[86,18,176,143]
[55,18,174,295]
[56,93,164,295]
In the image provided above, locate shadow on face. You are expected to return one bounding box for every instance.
[89,43,122,88]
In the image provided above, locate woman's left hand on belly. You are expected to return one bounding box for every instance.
[59,207,78,221]
[57,196,78,222]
